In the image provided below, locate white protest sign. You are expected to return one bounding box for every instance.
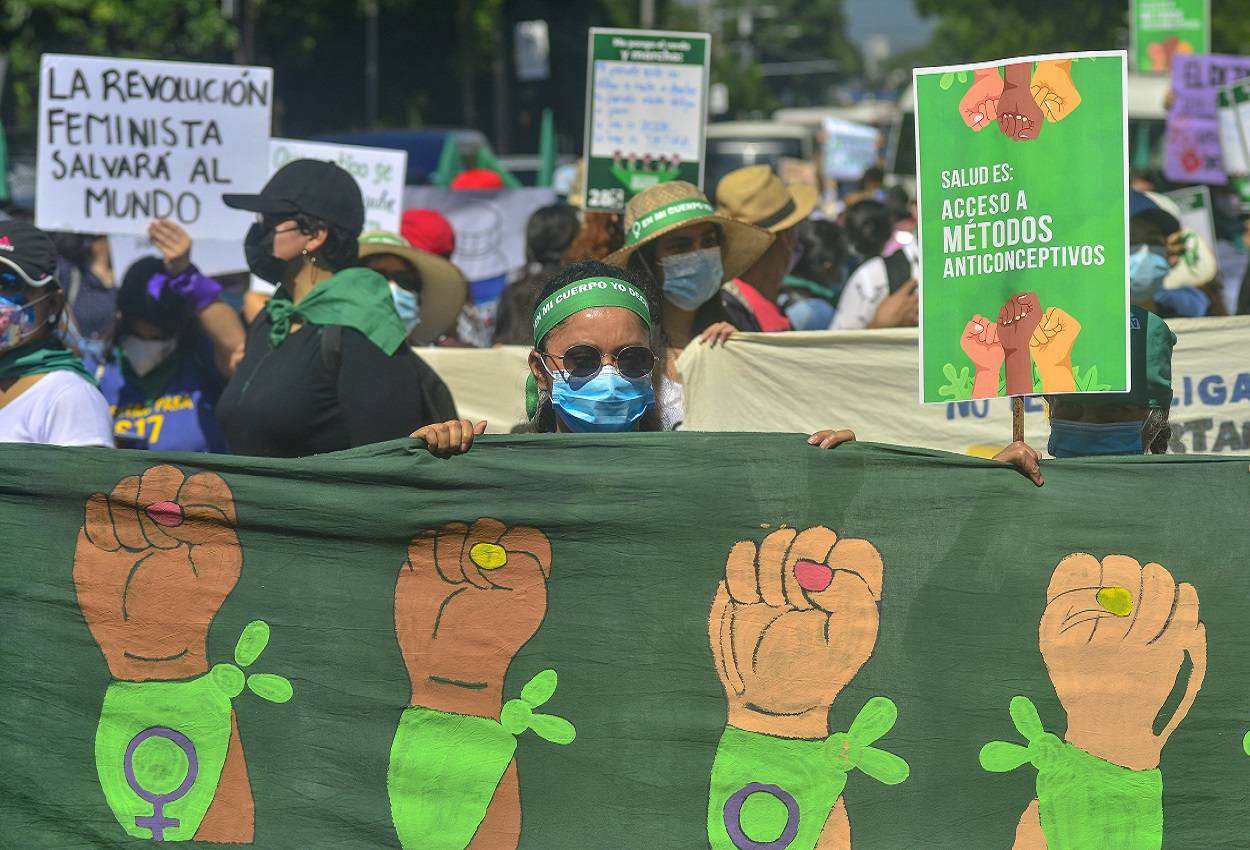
[109,234,246,282]
[821,117,879,181]
[268,138,407,234]
[36,55,272,238]
[1216,83,1250,177]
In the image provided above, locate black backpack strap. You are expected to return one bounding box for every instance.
[883,249,912,294]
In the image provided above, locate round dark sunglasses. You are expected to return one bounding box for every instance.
[543,344,655,379]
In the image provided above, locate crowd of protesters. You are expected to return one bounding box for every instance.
[1,135,1247,477]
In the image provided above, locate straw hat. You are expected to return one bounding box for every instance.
[604,181,774,282]
[358,231,468,344]
[714,164,819,233]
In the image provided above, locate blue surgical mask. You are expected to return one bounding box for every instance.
[1047,418,1145,458]
[549,365,655,433]
[659,246,724,310]
[1128,243,1170,300]
[390,283,421,334]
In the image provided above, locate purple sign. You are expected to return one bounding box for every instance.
[1166,55,1250,184]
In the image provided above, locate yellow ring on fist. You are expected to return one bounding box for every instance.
[470,543,508,570]
[1096,586,1133,617]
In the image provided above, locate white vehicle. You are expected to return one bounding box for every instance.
[703,121,815,201]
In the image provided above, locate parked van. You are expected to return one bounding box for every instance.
[886,71,1171,193]
[703,121,815,201]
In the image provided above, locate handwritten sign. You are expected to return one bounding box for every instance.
[1164,54,1250,185]
[821,117,879,181]
[268,138,407,234]
[35,55,272,238]
[582,28,710,213]
[109,235,246,282]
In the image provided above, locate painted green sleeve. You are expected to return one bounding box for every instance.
[708,697,909,850]
[981,696,1163,850]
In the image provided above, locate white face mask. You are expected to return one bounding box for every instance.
[120,336,178,377]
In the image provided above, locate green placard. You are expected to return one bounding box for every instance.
[582,28,710,213]
[914,52,1130,403]
[1132,0,1211,73]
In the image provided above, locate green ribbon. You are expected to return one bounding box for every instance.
[265,267,408,355]
[980,696,1163,850]
[531,276,651,347]
[708,696,908,850]
[388,669,574,850]
[625,197,716,246]
[0,339,98,387]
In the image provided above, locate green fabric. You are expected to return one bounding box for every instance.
[2,437,1247,849]
[117,345,184,403]
[1113,304,1175,409]
[709,697,907,850]
[532,277,652,346]
[474,147,523,190]
[265,267,407,355]
[432,137,465,188]
[0,339,98,387]
[782,274,838,301]
[982,696,1163,850]
[625,198,716,245]
[537,109,556,189]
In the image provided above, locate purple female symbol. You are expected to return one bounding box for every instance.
[723,782,800,850]
[124,727,199,841]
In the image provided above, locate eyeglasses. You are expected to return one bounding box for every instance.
[542,344,655,379]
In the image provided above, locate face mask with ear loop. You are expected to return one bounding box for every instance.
[0,290,57,355]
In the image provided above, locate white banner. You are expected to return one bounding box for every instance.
[36,55,272,238]
[677,320,1250,455]
[269,138,406,234]
[821,117,879,181]
[109,234,246,282]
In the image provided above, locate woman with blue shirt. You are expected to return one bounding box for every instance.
[97,219,245,452]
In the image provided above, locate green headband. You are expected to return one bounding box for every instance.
[625,198,715,246]
[531,277,652,347]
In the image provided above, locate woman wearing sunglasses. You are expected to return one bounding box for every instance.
[0,220,114,447]
[414,261,855,453]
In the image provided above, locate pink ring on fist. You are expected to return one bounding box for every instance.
[145,501,184,527]
[794,560,834,592]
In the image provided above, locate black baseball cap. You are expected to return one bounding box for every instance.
[223,159,366,235]
[0,220,59,288]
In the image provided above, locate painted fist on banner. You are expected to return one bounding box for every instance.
[710,526,884,740]
[1041,553,1206,771]
[998,62,1045,142]
[73,465,242,682]
[396,519,552,716]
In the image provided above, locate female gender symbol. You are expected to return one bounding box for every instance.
[123,727,199,841]
[723,781,801,850]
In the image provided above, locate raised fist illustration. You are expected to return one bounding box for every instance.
[998,62,1045,142]
[710,526,884,741]
[74,465,242,682]
[998,293,1043,396]
[396,519,552,717]
[1030,59,1082,123]
[1041,553,1205,771]
[1030,307,1081,393]
[960,67,1005,132]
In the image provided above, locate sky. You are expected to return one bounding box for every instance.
[844,0,935,53]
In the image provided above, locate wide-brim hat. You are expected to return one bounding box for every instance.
[714,164,819,233]
[359,231,468,344]
[604,181,774,282]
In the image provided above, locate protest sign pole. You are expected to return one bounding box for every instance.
[1012,397,1024,443]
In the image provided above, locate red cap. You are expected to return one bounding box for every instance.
[400,209,456,259]
[450,168,505,190]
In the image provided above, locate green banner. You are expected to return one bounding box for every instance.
[582,28,710,213]
[4,436,1249,848]
[914,53,1130,403]
[1132,0,1210,73]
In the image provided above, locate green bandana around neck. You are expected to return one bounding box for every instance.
[0,340,98,387]
[531,277,652,347]
[625,198,716,246]
[265,267,408,355]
